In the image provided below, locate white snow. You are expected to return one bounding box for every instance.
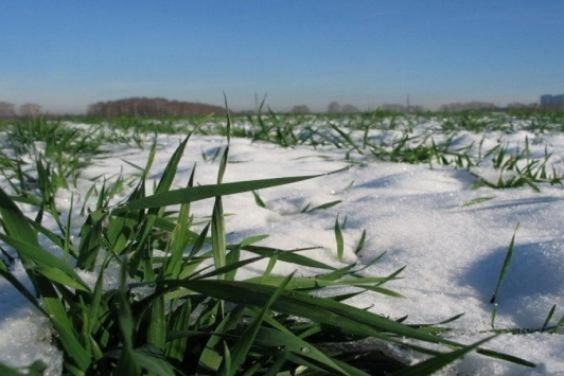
[0,122,563,374]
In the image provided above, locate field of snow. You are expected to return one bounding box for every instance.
[0,114,563,374]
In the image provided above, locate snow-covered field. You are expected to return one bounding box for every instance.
[0,115,563,374]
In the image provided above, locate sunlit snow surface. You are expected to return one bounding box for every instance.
[0,126,563,375]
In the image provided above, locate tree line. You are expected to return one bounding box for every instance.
[1,98,554,120]
[87,97,225,117]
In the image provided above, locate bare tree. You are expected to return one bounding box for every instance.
[0,102,16,119]
[327,101,341,113]
[19,103,42,118]
[291,105,310,114]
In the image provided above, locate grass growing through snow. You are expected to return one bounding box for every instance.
[0,110,542,375]
[75,108,564,193]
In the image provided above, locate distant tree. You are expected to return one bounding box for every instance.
[87,97,224,117]
[327,101,341,113]
[19,103,42,118]
[291,105,310,114]
[341,104,359,113]
[0,102,16,119]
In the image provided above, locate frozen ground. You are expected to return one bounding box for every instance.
[0,124,563,374]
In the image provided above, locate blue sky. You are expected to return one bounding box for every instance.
[1,1,564,113]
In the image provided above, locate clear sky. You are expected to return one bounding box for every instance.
[1,0,564,113]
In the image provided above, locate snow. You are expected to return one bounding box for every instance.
[0,123,563,374]
[0,262,62,375]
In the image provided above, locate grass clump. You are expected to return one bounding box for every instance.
[472,138,563,191]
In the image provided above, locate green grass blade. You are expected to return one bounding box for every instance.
[335,215,344,261]
[189,222,210,258]
[147,296,167,351]
[211,196,226,274]
[240,245,335,270]
[0,187,38,248]
[164,167,195,278]
[155,135,190,194]
[354,229,367,255]
[462,196,495,207]
[118,174,321,211]
[541,304,556,332]
[252,190,266,208]
[490,225,519,328]
[303,199,342,213]
[393,335,497,376]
